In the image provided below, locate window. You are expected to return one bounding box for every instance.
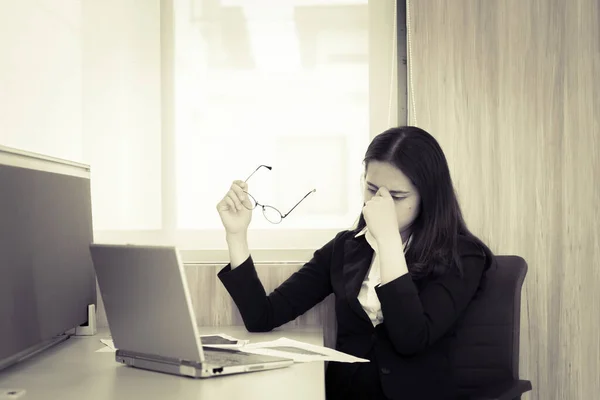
[89,0,398,257]
[172,0,395,253]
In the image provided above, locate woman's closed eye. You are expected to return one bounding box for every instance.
[367,188,406,200]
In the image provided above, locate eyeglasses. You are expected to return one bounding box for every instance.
[243,165,316,224]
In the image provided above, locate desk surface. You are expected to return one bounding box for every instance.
[0,326,325,400]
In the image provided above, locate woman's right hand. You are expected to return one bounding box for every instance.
[216,180,253,235]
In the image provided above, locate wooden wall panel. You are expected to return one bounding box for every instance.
[407,0,600,399]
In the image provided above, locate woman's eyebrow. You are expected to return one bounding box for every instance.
[366,181,409,195]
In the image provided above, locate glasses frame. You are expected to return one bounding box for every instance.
[242,165,316,224]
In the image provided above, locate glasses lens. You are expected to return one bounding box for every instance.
[262,206,282,224]
[243,192,257,210]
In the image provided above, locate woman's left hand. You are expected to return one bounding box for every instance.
[362,187,400,243]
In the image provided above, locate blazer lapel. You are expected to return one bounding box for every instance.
[342,237,374,323]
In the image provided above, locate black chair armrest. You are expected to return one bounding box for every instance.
[469,379,532,400]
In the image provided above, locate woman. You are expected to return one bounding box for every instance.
[215,126,494,400]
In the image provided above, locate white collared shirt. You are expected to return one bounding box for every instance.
[355,227,412,327]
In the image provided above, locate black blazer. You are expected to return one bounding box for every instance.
[218,230,491,400]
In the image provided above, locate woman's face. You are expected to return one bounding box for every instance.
[363,160,421,238]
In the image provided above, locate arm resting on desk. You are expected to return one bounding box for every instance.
[469,379,532,400]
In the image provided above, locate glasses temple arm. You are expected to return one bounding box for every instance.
[244,164,272,183]
[281,189,316,218]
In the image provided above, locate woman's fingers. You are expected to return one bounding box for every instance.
[217,180,250,213]
[227,190,243,211]
[232,180,248,191]
[230,182,247,201]
[224,196,237,212]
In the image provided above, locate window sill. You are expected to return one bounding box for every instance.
[180,248,316,265]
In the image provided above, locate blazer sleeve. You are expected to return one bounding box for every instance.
[217,233,339,332]
[374,237,487,356]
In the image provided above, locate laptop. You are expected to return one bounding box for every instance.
[89,243,294,378]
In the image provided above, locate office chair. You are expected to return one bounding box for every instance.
[450,255,533,400]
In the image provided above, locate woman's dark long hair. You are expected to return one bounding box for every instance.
[353,126,494,281]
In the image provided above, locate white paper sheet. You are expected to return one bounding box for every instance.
[95,346,115,353]
[237,337,369,363]
[95,338,116,352]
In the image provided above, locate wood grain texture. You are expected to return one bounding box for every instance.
[407,1,600,399]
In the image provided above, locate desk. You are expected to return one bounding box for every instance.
[0,326,325,400]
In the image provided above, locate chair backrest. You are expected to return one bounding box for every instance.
[448,255,528,396]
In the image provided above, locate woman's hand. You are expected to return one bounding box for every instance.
[362,187,400,243]
[216,180,254,235]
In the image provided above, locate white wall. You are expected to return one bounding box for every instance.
[82,0,162,327]
[0,0,83,162]
[0,0,162,229]
[82,0,162,231]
